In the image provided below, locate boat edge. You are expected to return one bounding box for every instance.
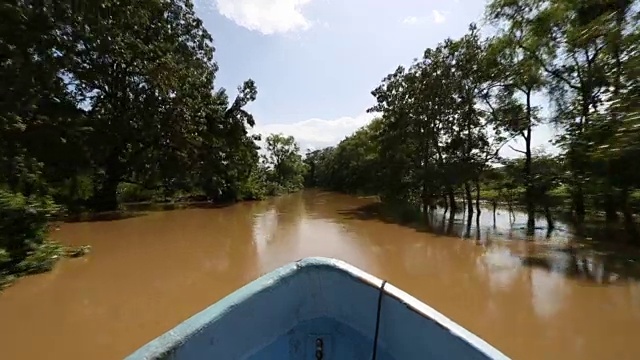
[125,257,510,360]
[125,261,301,360]
[306,257,510,360]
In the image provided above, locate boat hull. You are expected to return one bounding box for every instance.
[126,257,509,359]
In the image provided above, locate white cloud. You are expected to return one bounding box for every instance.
[214,0,314,35]
[403,10,448,26]
[403,16,420,25]
[252,112,378,152]
[432,10,447,24]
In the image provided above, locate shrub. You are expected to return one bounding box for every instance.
[117,182,161,203]
[0,190,91,288]
[236,171,267,200]
[0,190,60,267]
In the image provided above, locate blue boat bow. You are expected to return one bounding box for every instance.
[126,257,510,359]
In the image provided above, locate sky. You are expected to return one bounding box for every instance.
[193,0,558,157]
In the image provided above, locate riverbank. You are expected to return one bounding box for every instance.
[1,192,281,290]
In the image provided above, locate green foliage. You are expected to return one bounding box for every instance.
[0,189,92,287]
[310,27,501,212]
[262,134,307,194]
[0,0,270,281]
[0,190,60,264]
[15,240,64,275]
[486,0,640,224]
[304,119,382,195]
[0,249,10,268]
[116,183,164,204]
[0,0,262,212]
[235,167,268,200]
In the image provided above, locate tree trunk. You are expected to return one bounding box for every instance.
[604,192,618,222]
[573,186,586,222]
[461,194,466,215]
[544,196,555,230]
[475,212,481,242]
[492,200,497,228]
[93,173,120,211]
[92,152,123,211]
[447,187,457,214]
[446,211,455,235]
[605,4,623,225]
[464,182,473,216]
[507,193,515,224]
[620,187,637,237]
[422,196,429,214]
[464,209,473,239]
[524,97,535,232]
[475,178,481,216]
[465,211,473,239]
[421,179,436,214]
[474,178,481,242]
[442,193,449,215]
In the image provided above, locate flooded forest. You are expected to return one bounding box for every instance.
[1,0,640,359]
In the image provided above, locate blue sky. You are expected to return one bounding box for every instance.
[194,0,557,157]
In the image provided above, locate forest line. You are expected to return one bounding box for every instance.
[304,0,640,236]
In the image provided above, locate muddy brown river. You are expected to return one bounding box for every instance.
[1,190,640,359]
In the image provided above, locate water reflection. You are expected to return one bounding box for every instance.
[530,267,568,318]
[477,245,521,291]
[251,192,376,273]
[342,200,640,285]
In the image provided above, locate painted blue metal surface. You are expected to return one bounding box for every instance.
[126,257,510,360]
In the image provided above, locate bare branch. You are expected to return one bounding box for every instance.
[508,145,527,155]
[518,130,526,139]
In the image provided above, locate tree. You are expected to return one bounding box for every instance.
[369,26,496,218]
[304,147,336,188]
[263,134,307,193]
[482,33,545,231]
[59,0,221,210]
[487,0,640,223]
[0,0,264,279]
[0,0,86,199]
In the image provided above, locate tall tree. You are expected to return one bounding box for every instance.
[263,134,307,192]
[482,32,545,230]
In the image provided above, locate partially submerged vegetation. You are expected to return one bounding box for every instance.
[0,191,91,289]
[305,0,640,239]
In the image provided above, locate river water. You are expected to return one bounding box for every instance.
[1,190,640,359]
